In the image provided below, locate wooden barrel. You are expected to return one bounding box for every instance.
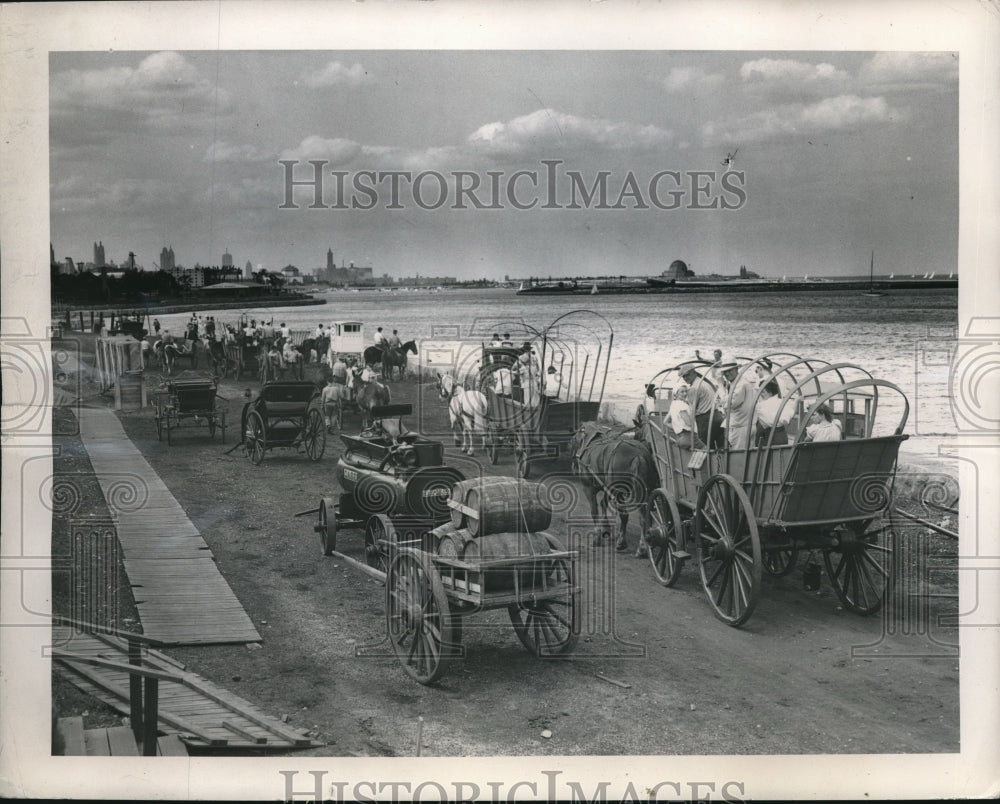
[449,478,552,537]
[462,531,553,590]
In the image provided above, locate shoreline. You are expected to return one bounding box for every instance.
[518,279,958,296]
[52,295,325,318]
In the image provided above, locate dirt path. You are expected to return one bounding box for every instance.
[61,365,959,757]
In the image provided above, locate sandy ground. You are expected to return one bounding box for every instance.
[51,336,960,756]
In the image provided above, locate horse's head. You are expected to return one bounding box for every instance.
[436,372,453,400]
[403,340,418,355]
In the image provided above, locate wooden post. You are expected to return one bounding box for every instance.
[90,311,94,331]
[79,311,85,331]
[142,677,159,756]
[128,639,143,743]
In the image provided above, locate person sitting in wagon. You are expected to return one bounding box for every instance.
[667,384,701,449]
[753,379,795,446]
[803,403,843,442]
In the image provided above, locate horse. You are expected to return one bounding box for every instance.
[436,372,487,456]
[570,421,659,556]
[350,367,391,428]
[153,339,190,376]
[363,344,384,370]
[382,340,417,381]
[202,337,231,378]
[297,334,330,364]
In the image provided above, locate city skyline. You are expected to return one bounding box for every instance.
[49,49,958,281]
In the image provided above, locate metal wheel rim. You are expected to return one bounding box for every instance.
[385,550,456,684]
[822,516,894,615]
[364,515,392,572]
[694,475,762,627]
[647,490,684,587]
[508,557,579,657]
[319,499,336,555]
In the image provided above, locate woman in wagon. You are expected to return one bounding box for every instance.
[667,383,701,449]
[753,379,795,446]
[803,403,843,442]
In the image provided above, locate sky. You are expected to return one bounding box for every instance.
[49,49,959,280]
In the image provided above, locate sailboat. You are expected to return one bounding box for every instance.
[591,282,598,295]
[862,250,885,297]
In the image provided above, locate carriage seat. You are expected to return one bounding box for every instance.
[171,381,217,411]
[256,382,317,418]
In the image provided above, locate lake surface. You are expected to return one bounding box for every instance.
[155,287,959,465]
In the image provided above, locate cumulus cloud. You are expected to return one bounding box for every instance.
[740,58,848,84]
[52,51,228,116]
[467,109,673,155]
[279,135,364,165]
[703,94,895,146]
[662,66,725,93]
[859,52,958,87]
[299,61,372,88]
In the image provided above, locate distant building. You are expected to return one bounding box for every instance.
[739,264,760,279]
[160,246,176,272]
[661,259,694,280]
[62,257,76,275]
[166,265,206,288]
[316,250,376,285]
[282,264,303,285]
[93,241,106,268]
[398,274,457,287]
[244,260,252,280]
[222,250,233,268]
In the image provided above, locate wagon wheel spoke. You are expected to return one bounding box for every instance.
[823,516,895,616]
[647,490,684,587]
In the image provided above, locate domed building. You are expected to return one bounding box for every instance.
[661,259,694,280]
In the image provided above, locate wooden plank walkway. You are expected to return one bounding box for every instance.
[77,406,260,645]
[54,627,320,751]
[57,716,189,756]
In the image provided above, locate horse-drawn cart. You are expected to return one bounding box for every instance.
[639,354,908,626]
[153,378,227,444]
[240,380,325,464]
[480,311,612,478]
[304,404,581,684]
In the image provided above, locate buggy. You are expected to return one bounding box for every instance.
[240,381,325,464]
[153,378,227,444]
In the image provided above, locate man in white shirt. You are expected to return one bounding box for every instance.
[720,362,755,450]
[373,327,386,347]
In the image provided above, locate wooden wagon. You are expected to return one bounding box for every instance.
[479,311,612,478]
[153,378,226,444]
[639,353,908,626]
[303,404,581,684]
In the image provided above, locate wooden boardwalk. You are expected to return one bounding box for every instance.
[56,716,188,756]
[54,627,320,751]
[77,406,260,645]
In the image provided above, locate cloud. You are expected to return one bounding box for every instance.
[204,141,268,163]
[859,52,958,87]
[467,108,673,155]
[740,58,849,85]
[702,94,895,146]
[662,66,725,94]
[299,61,372,88]
[279,135,364,165]
[52,51,227,116]
[52,176,176,213]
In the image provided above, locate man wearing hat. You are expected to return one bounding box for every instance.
[719,362,754,450]
[681,365,724,448]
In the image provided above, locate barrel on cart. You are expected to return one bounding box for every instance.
[304,405,581,684]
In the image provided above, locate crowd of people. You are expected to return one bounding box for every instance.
[663,350,844,451]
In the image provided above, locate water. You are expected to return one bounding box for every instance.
[155,287,959,465]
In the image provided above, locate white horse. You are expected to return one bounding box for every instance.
[436,372,487,456]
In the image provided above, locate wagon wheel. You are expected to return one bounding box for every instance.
[385,548,458,685]
[317,497,338,556]
[646,489,685,587]
[244,410,266,465]
[762,545,799,577]
[822,515,895,615]
[303,409,326,461]
[693,474,762,627]
[364,514,395,572]
[508,555,580,657]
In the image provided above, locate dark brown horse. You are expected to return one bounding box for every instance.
[570,421,659,556]
[382,340,417,381]
[350,367,392,427]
